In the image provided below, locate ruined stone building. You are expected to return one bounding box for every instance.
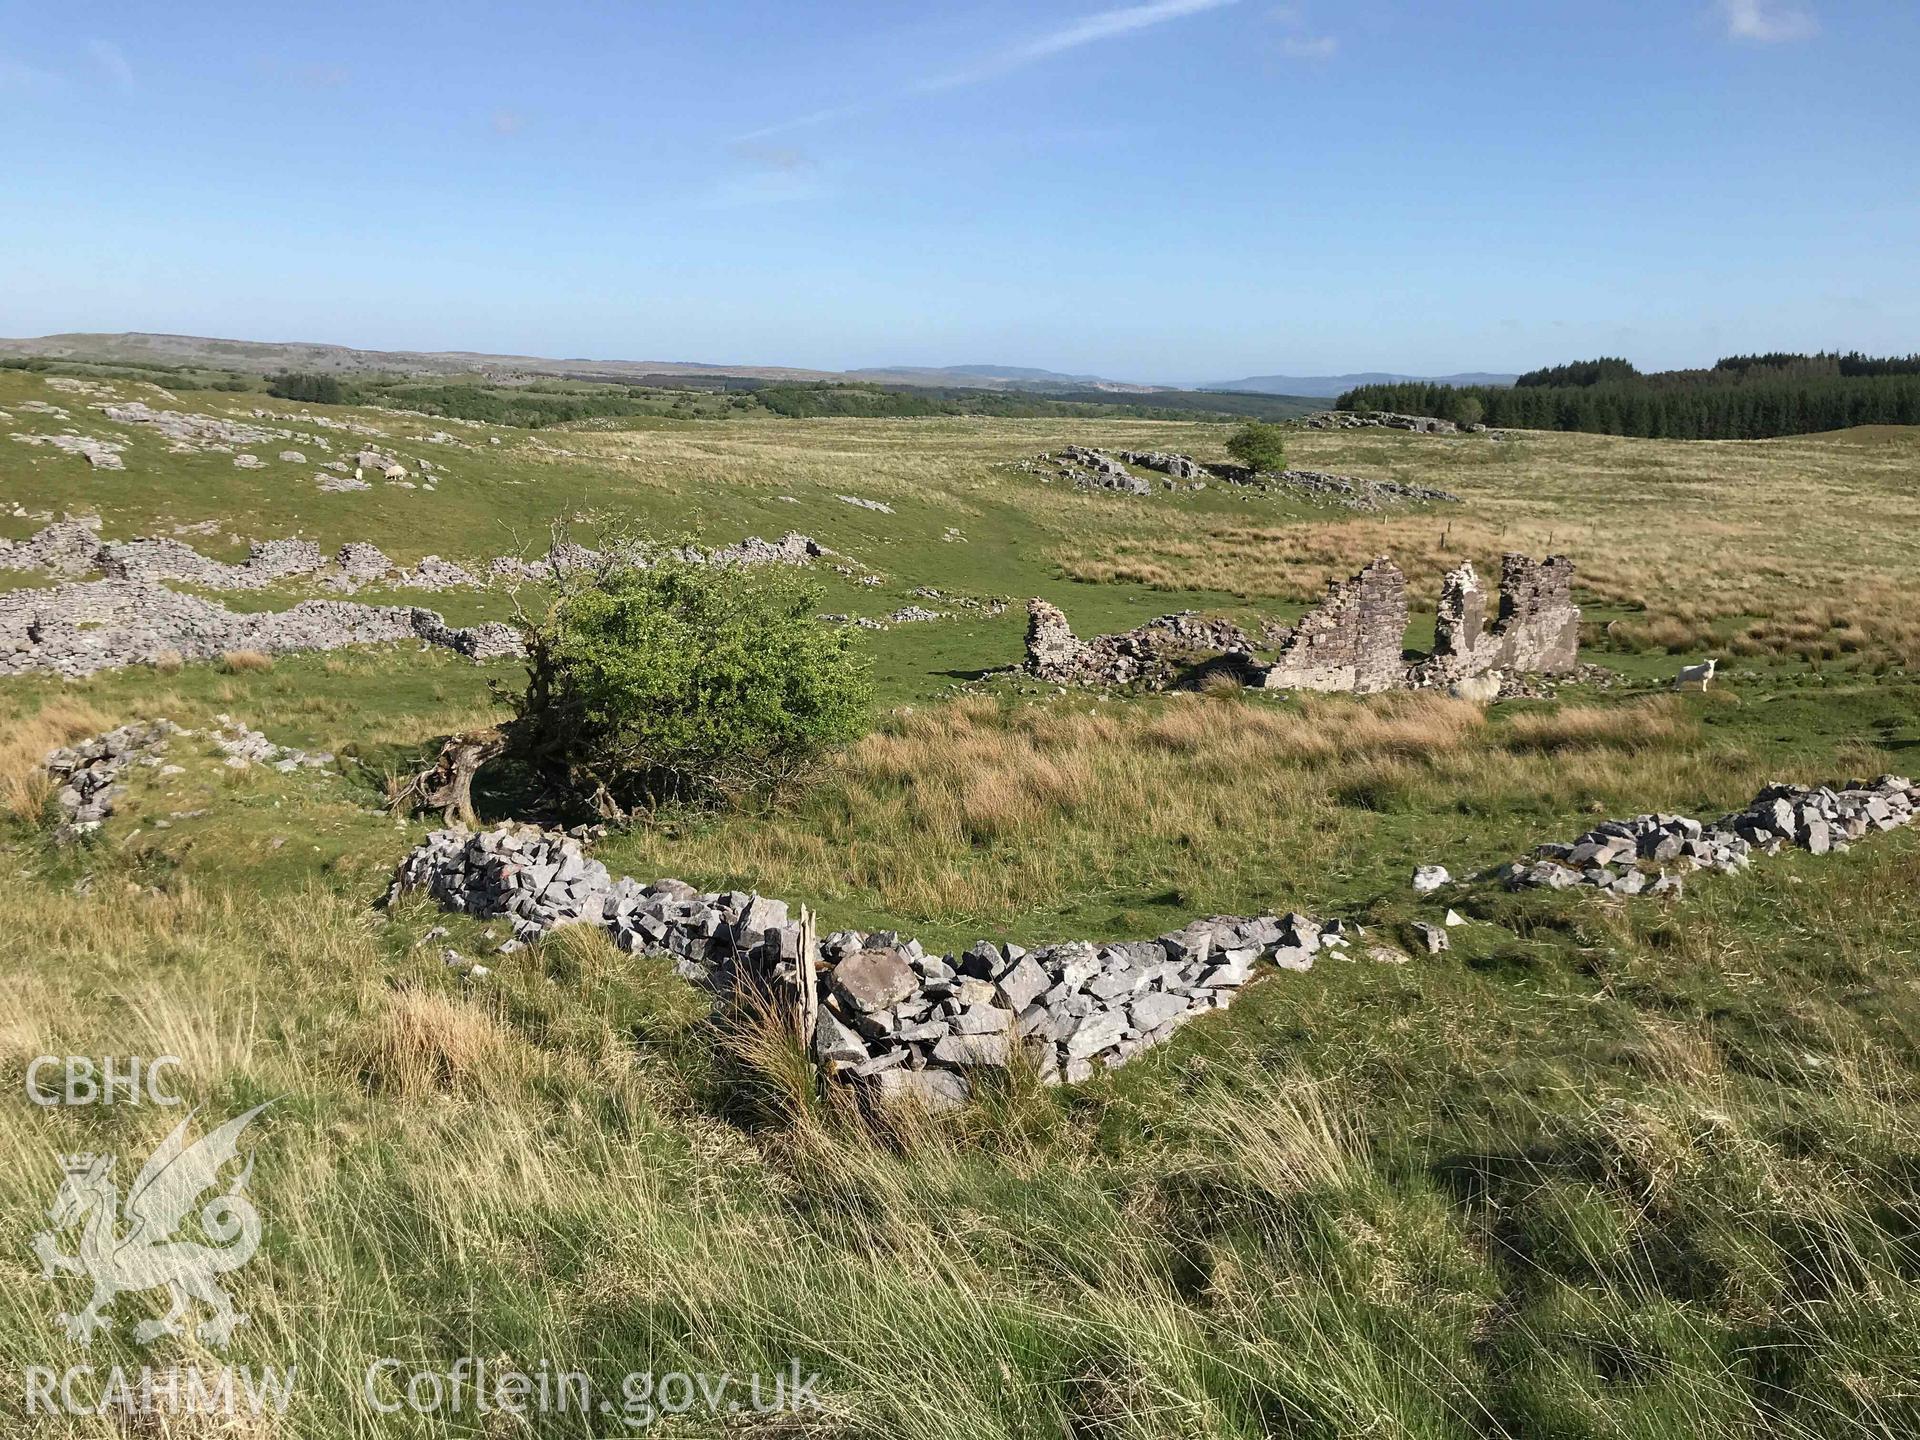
[1025,553,1581,695]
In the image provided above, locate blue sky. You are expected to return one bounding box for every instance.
[1,1,1914,380]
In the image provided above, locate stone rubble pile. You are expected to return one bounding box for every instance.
[43,720,182,840]
[390,826,1371,1105]
[837,494,895,514]
[207,715,334,772]
[1026,601,1254,688]
[0,520,111,576]
[1502,776,1919,895]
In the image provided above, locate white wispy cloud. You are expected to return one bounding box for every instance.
[88,39,133,90]
[919,0,1239,92]
[739,0,1238,140]
[1717,0,1818,43]
[1279,33,1337,60]
[490,108,526,136]
[1270,4,1337,62]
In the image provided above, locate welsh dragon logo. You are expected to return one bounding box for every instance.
[31,1104,268,1348]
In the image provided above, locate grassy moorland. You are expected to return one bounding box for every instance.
[2,366,1917,1437]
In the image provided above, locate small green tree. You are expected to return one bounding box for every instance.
[1454,395,1485,427]
[505,548,871,815]
[1224,421,1288,475]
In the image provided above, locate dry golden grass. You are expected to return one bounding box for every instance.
[0,696,114,821]
[597,688,1761,930]
[217,649,274,673]
[347,985,540,1099]
[1056,427,1920,666]
[1502,696,1691,753]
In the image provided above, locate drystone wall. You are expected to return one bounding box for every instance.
[1029,553,1581,695]
[390,826,1364,1107]
[387,765,1917,1109]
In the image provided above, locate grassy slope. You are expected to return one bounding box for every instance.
[2,368,1917,1437]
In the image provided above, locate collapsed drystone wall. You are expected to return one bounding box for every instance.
[1028,553,1582,695]
[390,826,1366,1106]
[1019,448,1457,512]
[41,715,334,840]
[44,720,183,841]
[0,578,522,678]
[1500,776,1919,896]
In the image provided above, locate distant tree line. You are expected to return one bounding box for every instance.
[267,371,348,404]
[1339,352,1920,439]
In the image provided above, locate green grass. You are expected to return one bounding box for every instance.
[3,364,1918,1436]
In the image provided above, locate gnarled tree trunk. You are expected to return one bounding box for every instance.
[396,727,507,828]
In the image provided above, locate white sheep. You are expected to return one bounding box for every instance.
[1447,672,1502,705]
[1673,658,1717,690]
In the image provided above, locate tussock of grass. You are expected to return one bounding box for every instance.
[218,648,275,674]
[348,985,539,1098]
[1503,696,1691,753]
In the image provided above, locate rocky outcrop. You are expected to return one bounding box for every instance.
[1119,450,1209,481]
[1303,410,1461,434]
[1025,601,1252,688]
[1255,558,1409,694]
[390,827,1370,1103]
[11,432,128,469]
[0,521,823,595]
[1231,468,1460,512]
[1019,448,1206,495]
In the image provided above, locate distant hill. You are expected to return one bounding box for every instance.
[845,363,1156,392]
[0,333,1320,410]
[0,331,1325,423]
[0,332,844,385]
[1206,371,1519,398]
